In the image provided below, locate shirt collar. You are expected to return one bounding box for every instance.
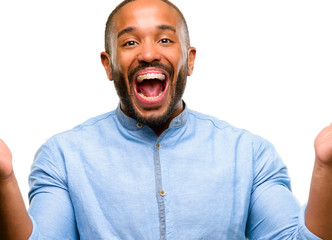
[116,102,188,131]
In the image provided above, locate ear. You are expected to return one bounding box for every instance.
[100,51,113,81]
[187,47,196,76]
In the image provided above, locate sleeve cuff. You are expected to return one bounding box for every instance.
[297,204,322,240]
[28,215,40,240]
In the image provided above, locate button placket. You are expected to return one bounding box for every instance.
[156,142,161,149]
[153,138,166,238]
[159,190,166,197]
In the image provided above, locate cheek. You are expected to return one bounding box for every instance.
[117,50,140,77]
[171,47,187,71]
[114,48,133,73]
[176,56,186,73]
[169,53,186,79]
[111,57,122,74]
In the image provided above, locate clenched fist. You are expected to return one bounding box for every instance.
[314,124,332,166]
[0,139,13,181]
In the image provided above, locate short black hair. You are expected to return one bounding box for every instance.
[104,0,190,55]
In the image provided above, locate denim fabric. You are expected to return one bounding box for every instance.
[28,106,320,239]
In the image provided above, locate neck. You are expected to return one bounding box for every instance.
[151,101,184,136]
[120,101,185,137]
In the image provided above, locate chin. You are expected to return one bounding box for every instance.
[132,105,174,127]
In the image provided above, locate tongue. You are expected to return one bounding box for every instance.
[138,79,163,97]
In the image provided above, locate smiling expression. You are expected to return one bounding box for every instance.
[101,0,196,134]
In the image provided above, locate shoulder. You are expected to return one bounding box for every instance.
[71,110,117,132]
[187,109,249,136]
[187,108,274,150]
[42,110,117,149]
[187,109,230,130]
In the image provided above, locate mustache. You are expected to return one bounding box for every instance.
[128,61,174,84]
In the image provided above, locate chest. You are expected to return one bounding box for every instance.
[65,137,253,239]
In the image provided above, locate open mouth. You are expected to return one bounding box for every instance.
[135,71,168,102]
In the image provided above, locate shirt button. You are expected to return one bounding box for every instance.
[159,190,166,197]
[156,143,161,149]
[136,122,142,128]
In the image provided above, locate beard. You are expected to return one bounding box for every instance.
[112,61,188,128]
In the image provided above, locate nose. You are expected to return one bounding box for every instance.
[137,40,161,63]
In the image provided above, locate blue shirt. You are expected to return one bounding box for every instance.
[28,106,321,239]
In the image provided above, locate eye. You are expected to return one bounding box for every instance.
[123,41,137,46]
[159,38,172,44]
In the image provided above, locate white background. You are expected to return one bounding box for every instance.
[0,0,331,207]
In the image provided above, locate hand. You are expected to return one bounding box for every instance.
[314,124,332,166]
[0,139,13,181]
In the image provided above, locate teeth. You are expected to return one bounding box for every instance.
[138,91,163,100]
[137,73,165,83]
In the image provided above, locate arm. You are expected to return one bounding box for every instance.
[0,139,32,240]
[246,137,320,239]
[1,138,79,240]
[28,139,79,239]
[305,124,332,239]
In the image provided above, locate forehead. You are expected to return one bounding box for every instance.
[113,0,180,34]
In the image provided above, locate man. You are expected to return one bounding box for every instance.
[0,0,331,239]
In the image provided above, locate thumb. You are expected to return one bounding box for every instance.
[0,138,13,180]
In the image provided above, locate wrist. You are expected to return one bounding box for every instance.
[312,157,332,181]
[315,154,332,167]
[0,171,16,185]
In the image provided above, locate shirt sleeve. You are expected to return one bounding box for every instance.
[28,138,79,240]
[245,137,321,240]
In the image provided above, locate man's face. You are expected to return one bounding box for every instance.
[102,0,196,128]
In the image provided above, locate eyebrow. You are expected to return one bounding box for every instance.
[117,26,135,39]
[117,24,176,39]
[157,24,176,33]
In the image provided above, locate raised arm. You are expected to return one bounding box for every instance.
[0,139,32,240]
[306,124,332,239]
